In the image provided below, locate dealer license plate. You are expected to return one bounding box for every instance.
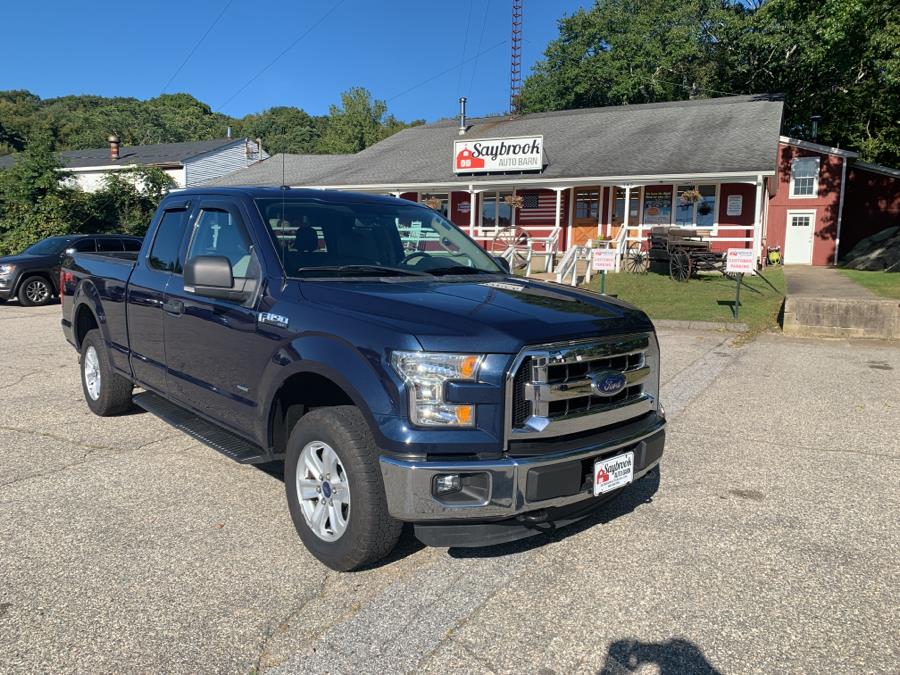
[593,451,634,496]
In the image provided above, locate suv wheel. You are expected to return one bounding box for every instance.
[285,406,401,571]
[80,329,133,416]
[18,276,53,306]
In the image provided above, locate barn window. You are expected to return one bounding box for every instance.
[791,157,819,198]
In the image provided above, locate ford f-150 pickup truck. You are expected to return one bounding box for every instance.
[61,187,665,571]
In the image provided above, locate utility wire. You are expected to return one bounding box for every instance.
[216,0,348,112]
[467,0,491,96]
[455,0,475,99]
[388,39,507,103]
[162,0,235,92]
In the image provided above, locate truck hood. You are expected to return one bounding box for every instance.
[299,277,654,353]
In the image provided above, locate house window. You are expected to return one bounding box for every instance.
[420,193,449,219]
[611,188,641,227]
[480,191,513,233]
[575,190,600,219]
[791,157,819,197]
[674,185,717,229]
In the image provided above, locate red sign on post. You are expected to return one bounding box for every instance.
[726,248,755,274]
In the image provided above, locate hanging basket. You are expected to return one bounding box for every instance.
[680,188,703,205]
[697,202,713,216]
[503,194,524,209]
[421,195,442,211]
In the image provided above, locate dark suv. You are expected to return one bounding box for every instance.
[0,234,143,306]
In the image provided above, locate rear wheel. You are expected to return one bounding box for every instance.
[669,249,692,282]
[80,329,133,416]
[624,242,649,274]
[285,406,401,571]
[18,276,54,306]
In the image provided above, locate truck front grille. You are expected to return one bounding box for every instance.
[508,334,658,441]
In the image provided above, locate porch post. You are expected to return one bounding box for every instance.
[468,187,476,237]
[554,186,563,235]
[623,185,632,244]
[753,175,764,266]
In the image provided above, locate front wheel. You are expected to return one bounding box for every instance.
[80,329,133,416]
[285,406,401,571]
[18,276,54,306]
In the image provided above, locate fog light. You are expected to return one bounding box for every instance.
[434,474,461,495]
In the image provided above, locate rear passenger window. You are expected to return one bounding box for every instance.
[149,210,188,273]
[71,239,96,252]
[123,239,142,252]
[97,239,124,252]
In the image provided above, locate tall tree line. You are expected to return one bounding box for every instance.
[521,0,899,165]
[0,87,421,157]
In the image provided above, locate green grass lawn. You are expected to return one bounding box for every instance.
[583,265,785,335]
[837,269,900,300]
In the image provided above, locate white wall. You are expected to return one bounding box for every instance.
[67,167,185,193]
[184,140,269,186]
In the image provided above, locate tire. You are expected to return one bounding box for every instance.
[285,406,402,571]
[80,329,133,416]
[18,275,54,306]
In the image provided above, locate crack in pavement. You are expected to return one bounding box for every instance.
[0,428,186,489]
[0,371,44,390]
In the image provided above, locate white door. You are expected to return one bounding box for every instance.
[784,210,815,264]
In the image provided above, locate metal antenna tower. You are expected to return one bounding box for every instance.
[510,0,523,114]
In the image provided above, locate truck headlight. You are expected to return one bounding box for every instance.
[391,351,483,427]
[0,264,14,276]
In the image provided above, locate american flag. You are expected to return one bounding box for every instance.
[518,192,559,222]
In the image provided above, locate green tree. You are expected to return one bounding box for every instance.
[0,132,75,254]
[317,88,410,154]
[235,106,323,155]
[88,167,176,236]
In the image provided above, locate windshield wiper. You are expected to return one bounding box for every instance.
[427,265,498,276]
[295,264,430,278]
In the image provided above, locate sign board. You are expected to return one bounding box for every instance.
[457,201,471,214]
[453,135,543,174]
[726,194,743,216]
[642,188,673,225]
[726,248,755,274]
[591,248,617,272]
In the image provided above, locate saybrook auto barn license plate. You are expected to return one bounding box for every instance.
[594,451,634,496]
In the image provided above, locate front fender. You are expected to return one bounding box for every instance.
[258,333,403,447]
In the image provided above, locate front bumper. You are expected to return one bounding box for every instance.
[379,413,665,529]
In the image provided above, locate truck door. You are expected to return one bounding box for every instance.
[127,204,191,394]
[162,199,271,440]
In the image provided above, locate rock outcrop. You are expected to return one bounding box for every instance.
[842,226,900,272]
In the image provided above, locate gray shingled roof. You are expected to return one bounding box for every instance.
[218,94,784,188]
[209,153,353,186]
[0,138,243,170]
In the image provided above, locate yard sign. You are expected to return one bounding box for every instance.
[591,249,617,271]
[726,248,755,274]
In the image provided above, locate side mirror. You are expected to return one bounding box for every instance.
[493,256,511,274]
[184,256,241,300]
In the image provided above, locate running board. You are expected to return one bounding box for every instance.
[133,391,271,464]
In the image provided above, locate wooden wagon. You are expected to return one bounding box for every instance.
[624,227,729,281]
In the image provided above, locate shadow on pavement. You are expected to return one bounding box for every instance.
[598,637,722,674]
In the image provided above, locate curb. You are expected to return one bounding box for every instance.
[653,319,749,333]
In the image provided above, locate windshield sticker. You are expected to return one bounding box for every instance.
[483,281,525,292]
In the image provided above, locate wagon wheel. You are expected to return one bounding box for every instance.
[491,225,531,270]
[669,248,692,282]
[623,241,649,274]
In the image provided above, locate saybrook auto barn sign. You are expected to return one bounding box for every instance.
[454,135,543,174]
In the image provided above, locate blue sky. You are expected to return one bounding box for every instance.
[1,0,590,122]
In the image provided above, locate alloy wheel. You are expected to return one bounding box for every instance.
[296,441,351,542]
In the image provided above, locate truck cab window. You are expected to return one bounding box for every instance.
[149,209,188,273]
[187,209,254,279]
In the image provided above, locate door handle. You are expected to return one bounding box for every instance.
[163,299,184,315]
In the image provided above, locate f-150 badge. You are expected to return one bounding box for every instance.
[258,312,289,329]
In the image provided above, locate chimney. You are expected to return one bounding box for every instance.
[107,134,120,161]
[226,126,232,139]
[458,97,467,135]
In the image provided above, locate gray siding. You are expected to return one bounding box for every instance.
[184,140,269,187]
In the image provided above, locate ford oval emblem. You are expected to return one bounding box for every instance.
[591,371,627,397]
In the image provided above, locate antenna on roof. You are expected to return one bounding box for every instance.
[509,0,523,115]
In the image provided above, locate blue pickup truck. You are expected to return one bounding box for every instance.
[61,187,665,570]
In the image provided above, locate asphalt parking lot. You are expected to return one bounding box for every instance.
[1,303,898,674]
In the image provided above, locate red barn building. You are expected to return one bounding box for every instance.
[215,95,899,268]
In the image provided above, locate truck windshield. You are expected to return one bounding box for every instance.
[24,236,76,255]
[254,198,503,278]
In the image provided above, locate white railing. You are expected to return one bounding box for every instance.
[523,225,561,276]
[555,243,592,286]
